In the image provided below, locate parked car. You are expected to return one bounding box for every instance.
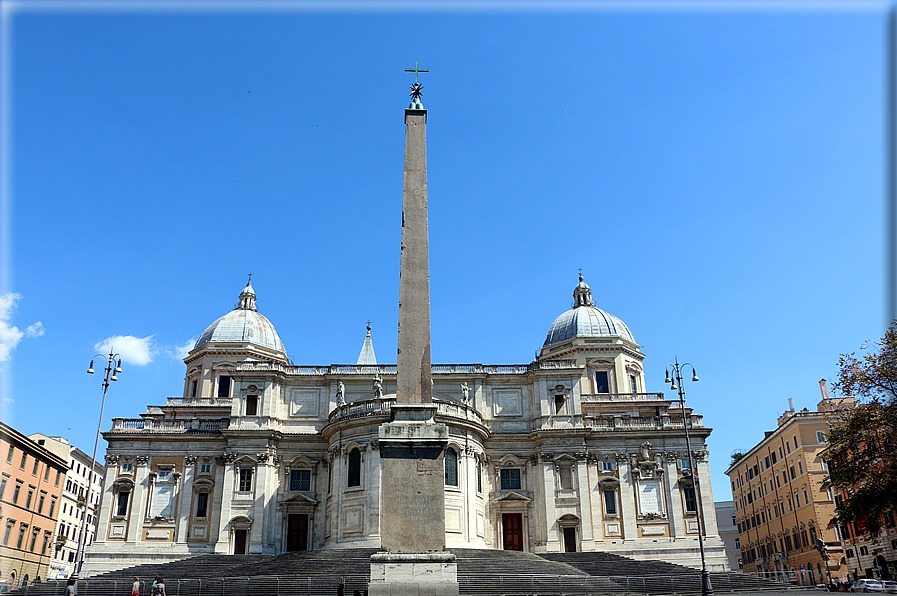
[880,581,897,594]
[850,580,884,593]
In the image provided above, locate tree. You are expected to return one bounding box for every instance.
[823,321,897,536]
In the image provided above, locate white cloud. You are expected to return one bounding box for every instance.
[94,335,156,366]
[0,292,44,363]
[168,338,196,360]
[25,322,45,338]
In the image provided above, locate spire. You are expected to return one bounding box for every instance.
[357,322,378,365]
[573,272,594,308]
[237,275,257,311]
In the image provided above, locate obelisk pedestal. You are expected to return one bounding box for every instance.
[369,74,458,596]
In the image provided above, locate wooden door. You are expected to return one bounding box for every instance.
[234,529,247,554]
[563,527,577,552]
[287,514,308,551]
[502,513,523,551]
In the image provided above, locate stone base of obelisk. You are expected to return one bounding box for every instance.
[369,552,458,596]
[373,404,456,595]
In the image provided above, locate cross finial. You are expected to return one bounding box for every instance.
[578,268,583,281]
[248,273,252,282]
[366,320,372,332]
[404,60,429,84]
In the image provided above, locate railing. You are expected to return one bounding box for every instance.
[11,572,794,596]
[328,397,484,427]
[234,360,579,376]
[581,392,666,402]
[107,418,230,433]
[165,397,232,407]
[586,415,704,431]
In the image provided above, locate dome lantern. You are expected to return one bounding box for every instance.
[543,274,636,348]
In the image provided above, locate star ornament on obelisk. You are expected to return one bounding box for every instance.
[370,62,458,596]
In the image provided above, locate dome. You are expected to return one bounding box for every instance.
[543,275,635,346]
[194,279,286,355]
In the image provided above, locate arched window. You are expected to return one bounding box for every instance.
[445,448,458,487]
[347,448,361,488]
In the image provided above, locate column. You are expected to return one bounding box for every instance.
[126,458,150,543]
[576,459,596,551]
[618,457,638,540]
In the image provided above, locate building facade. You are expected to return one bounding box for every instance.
[83,277,728,575]
[28,435,104,580]
[726,380,852,584]
[0,422,68,587]
[715,500,741,571]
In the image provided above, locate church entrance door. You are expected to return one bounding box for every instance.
[502,513,523,551]
[287,514,308,551]
[563,527,577,552]
[234,529,247,554]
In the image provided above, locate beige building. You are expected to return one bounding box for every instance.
[726,380,852,584]
[715,500,741,571]
[28,435,104,580]
[0,422,68,587]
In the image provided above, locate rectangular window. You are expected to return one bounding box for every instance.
[12,481,22,504]
[786,441,791,454]
[290,469,311,491]
[2,523,12,546]
[784,535,793,551]
[476,461,482,493]
[846,549,854,559]
[217,375,231,398]
[0,475,7,499]
[6,445,13,463]
[558,466,574,490]
[55,470,60,486]
[246,395,258,416]
[500,469,521,490]
[116,490,130,516]
[790,465,796,480]
[803,489,809,504]
[860,545,868,556]
[809,526,817,544]
[793,434,798,448]
[604,489,617,515]
[195,492,209,518]
[41,532,50,555]
[798,460,803,475]
[764,456,770,469]
[199,463,212,475]
[37,492,45,514]
[43,465,49,481]
[29,529,39,552]
[32,460,39,476]
[787,496,793,511]
[683,485,697,513]
[16,525,27,549]
[771,451,777,464]
[191,379,198,397]
[816,431,827,444]
[239,468,253,492]
[773,502,778,517]
[120,462,134,475]
[49,497,56,517]
[594,371,610,393]
[629,374,638,392]
[157,469,172,482]
[20,452,27,469]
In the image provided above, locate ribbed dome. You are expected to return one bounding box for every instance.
[543,275,635,346]
[194,279,286,355]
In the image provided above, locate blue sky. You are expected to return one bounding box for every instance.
[0,1,890,502]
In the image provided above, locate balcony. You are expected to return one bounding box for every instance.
[580,392,666,403]
[107,418,230,434]
[234,360,578,376]
[164,397,232,407]
[586,415,704,431]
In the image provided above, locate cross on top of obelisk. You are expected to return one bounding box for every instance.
[405,61,428,109]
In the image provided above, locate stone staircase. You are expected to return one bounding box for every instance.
[9,548,788,596]
[540,552,788,594]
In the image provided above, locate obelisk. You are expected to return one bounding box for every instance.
[370,63,458,596]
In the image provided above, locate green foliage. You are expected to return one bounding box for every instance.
[730,452,746,465]
[823,321,897,536]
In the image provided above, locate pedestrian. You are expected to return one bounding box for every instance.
[152,577,166,596]
[131,577,140,596]
[64,578,77,596]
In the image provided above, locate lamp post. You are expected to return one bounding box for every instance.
[665,358,713,596]
[74,350,121,576]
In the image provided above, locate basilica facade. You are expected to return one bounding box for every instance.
[85,277,728,574]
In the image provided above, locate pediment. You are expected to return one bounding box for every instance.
[280,492,319,505]
[113,477,135,489]
[493,491,532,503]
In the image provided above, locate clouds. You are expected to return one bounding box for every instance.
[94,335,196,365]
[94,335,156,366]
[0,292,44,363]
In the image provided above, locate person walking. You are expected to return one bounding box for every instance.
[152,577,166,596]
[64,578,77,596]
[131,577,140,596]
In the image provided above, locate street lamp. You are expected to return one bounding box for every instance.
[665,358,713,596]
[74,350,122,576]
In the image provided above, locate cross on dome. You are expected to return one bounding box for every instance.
[237,276,257,311]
